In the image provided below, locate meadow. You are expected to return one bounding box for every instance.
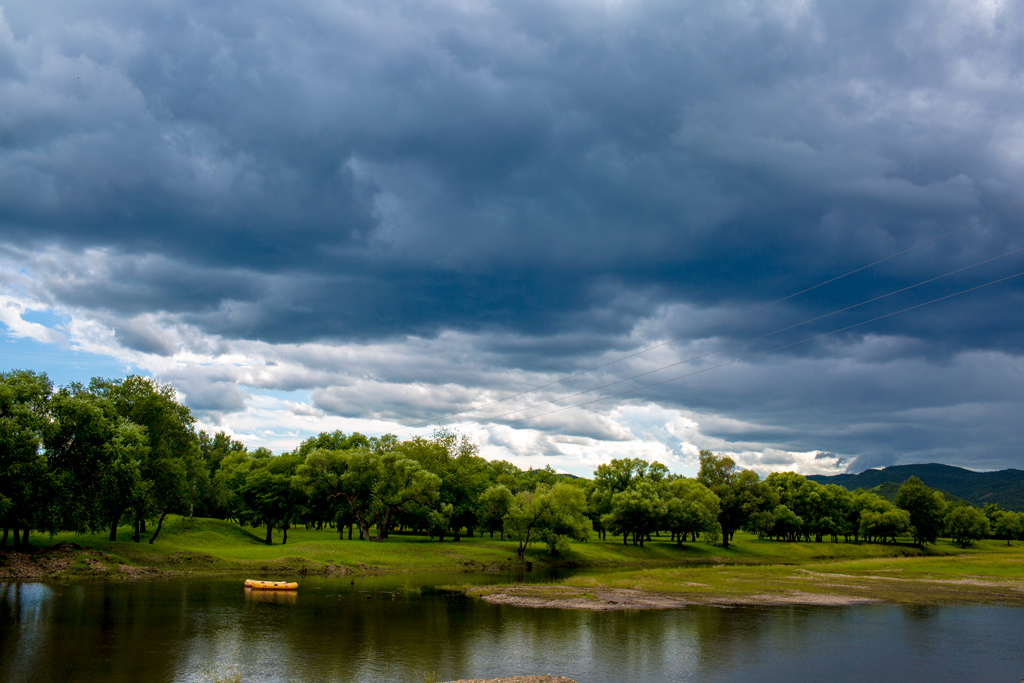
[9,515,1021,608]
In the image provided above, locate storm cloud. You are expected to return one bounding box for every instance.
[1,0,1022,475]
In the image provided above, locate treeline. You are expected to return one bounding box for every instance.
[3,370,1022,554]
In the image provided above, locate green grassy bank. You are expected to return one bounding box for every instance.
[457,538,1024,607]
[3,515,1007,583]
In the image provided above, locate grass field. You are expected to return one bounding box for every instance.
[6,517,1022,607]
[457,538,1024,607]
[11,515,1008,578]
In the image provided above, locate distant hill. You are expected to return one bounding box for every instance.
[864,481,965,506]
[807,463,1024,511]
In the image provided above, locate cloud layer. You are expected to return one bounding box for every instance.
[2,0,1023,475]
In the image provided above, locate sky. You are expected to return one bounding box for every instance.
[1,0,1022,478]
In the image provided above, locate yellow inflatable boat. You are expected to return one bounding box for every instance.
[244,579,298,590]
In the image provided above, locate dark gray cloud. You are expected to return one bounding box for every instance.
[2,0,1023,471]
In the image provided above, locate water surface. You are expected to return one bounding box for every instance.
[2,574,1022,683]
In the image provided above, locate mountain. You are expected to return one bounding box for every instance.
[864,481,965,506]
[807,463,1024,511]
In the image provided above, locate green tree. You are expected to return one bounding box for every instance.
[590,457,666,541]
[601,480,665,547]
[295,430,371,457]
[297,448,441,542]
[45,383,115,536]
[0,370,54,547]
[697,451,776,548]
[661,478,720,545]
[858,502,911,544]
[479,485,515,539]
[90,376,204,543]
[504,482,589,559]
[944,506,990,548]
[402,430,487,540]
[991,510,1022,545]
[894,476,944,546]
[97,419,150,541]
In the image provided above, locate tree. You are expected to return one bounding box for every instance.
[661,478,720,545]
[590,457,666,541]
[236,451,306,544]
[698,451,776,548]
[45,383,116,536]
[296,448,441,542]
[991,510,1023,545]
[90,376,204,543]
[1,370,54,547]
[401,430,487,540]
[601,480,665,547]
[858,503,911,544]
[894,476,944,546]
[504,482,589,559]
[945,506,990,548]
[97,419,150,541]
[295,430,370,457]
[479,485,515,539]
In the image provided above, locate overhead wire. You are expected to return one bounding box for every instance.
[464,267,1024,433]
[391,201,1024,433]
[449,245,1024,428]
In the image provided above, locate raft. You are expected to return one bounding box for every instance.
[244,579,298,590]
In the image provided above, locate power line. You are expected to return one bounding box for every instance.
[460,266,1024,432]
[393,201,1024,433]
[447,244,1024,428]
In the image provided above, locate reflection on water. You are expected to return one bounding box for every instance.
[3,575,1024,683]
[244,588,298,605]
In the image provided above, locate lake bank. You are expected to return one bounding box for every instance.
[3,516,1021,600]
[449,550,1024,608]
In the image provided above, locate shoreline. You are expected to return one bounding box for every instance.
[5,543,1023,609]
[460,584,881,610]
[5,521,1023,610]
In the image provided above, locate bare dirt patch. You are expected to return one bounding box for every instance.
[0,544,173,580]
[475,586,691,611]
[728,590,880,606]
[467,583,880,610]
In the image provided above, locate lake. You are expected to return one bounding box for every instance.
[2,573,1022,683]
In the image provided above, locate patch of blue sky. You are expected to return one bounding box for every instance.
[240,385,314,405]
[19,308,69,328]
[1,329,136,386]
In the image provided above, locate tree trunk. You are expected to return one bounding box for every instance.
[283,521,288,545]
[109,514,121,542]
[21,527,29,547]
[348,523,353,540]
[265,523,273,545]
[140,519,147,533]
[623,532,628,545]
[0,527,7,547]
[149,511,168,544]
[133,517,140,543]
